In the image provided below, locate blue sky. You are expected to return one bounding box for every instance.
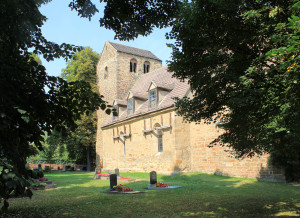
[39,0,173,77]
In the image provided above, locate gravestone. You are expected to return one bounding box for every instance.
[115,168,120,177]
[38,164,42,171]
[57,166,60,171]
[110,174,117,189]
[150,171,157,185]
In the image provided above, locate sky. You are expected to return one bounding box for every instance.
[39,0,174,77]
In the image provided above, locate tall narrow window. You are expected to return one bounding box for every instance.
[127,98,134,115]
[104,66,108,79]
[143,61,150,73]
[130,59,137,73]
[149,90,157,109]
[158,129,163,152]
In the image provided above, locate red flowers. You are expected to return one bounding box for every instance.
[97,174,110,177]
[155,182,168,187]
[113,184,133,192]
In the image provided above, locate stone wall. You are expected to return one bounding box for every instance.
[96,41,162,167]
[101,110,178,173]
[100,108,285,181]
[116,51,162,99]
[189,121,285,181]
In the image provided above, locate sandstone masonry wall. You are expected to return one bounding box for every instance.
[189,122,285,181]
[101,110,177,173]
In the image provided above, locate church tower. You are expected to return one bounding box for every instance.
[95,41,162,167]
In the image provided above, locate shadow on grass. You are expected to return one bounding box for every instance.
[2,172,300,217]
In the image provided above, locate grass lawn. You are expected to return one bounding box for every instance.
[1,172,300,217]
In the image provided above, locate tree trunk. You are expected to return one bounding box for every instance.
[87,145,91,171]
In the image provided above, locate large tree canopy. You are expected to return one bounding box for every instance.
[0,0,111,210]
[60,47,100,171]
[71,0,300,181]
[169,0,300,181]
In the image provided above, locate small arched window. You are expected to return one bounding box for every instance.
[154,123,163,152]
[144,61,150,73]
[130,59,137,73]
[104,66,108,79]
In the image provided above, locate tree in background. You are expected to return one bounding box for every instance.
[58,47,100,171]
[0,0,111,210]
[70,0,300,181]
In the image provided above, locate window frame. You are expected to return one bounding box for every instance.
[127,98,135,115]
[143,61,150,73]
[130,59,137,73]
[149,89,157,109]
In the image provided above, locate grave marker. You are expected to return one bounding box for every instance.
[150,171,157,185]
[115,168,120,176]
[110,174,117,189]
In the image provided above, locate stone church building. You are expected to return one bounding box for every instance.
[96,41,284,181]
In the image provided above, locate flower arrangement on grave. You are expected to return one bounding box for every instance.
[37,177,48,182]
[155,182,168,187]
[113,184,133,192]
[97,173,110,177]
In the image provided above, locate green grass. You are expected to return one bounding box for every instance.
[1,172,300,217]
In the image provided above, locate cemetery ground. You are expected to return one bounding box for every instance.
[1,172,300,217]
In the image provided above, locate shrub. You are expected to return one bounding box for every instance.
[37,170,44,178]
[44,166,51,173]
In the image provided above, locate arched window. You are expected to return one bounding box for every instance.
[104,66,108,79]
[154,123,163,152]
[130,59,137,73]
[143,61,150,73]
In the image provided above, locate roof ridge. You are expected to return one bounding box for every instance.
[108,41,153,52]
[108,41,162,61]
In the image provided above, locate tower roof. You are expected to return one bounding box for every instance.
[108,41,161,61]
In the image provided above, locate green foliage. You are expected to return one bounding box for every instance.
[56,48,101,170]
[0,0,110,209]
[40,136,58,163]
[43,166,51,173]
[61,47,99,92]
[167,0,300,181]
[37,170,44,179]
[0,158,33,212]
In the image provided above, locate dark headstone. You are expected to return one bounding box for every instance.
[115,168,120,176]
[150,171,157,184]
[110,174,117,189]
[38,164,42,171]
[57,166,60,170]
